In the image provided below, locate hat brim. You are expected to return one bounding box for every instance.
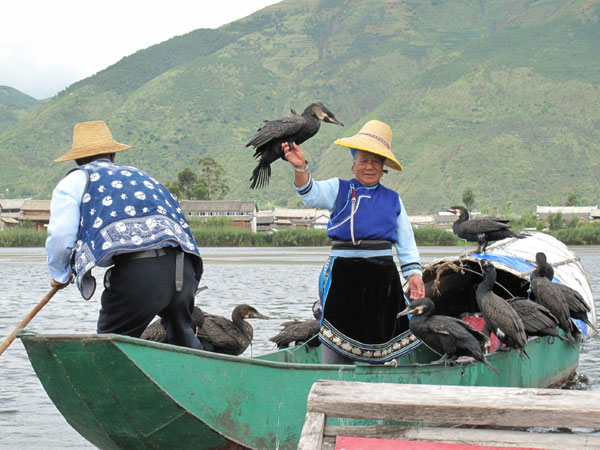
[334,137,403,171]
[55,141,132,162]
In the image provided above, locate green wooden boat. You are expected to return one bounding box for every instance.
[18,331,579,450]
[17,233,594,449]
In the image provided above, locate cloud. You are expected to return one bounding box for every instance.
[0,0,279,99]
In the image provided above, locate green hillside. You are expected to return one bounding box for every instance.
[0,0,599,213]
[0,86,42,131]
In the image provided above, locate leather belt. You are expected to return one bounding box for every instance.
[118,248,167,261]
[115,247,184,291]
[331,240,392,250]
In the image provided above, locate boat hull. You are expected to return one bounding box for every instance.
[20,331,579,450]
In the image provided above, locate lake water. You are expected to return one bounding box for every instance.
[0,246,598,449]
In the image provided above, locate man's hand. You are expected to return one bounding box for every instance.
[408,274,425,300]
[50,275,73,290]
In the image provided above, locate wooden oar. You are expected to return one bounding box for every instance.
[0,286,60,356]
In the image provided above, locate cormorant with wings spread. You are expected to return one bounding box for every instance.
[246,102,343,189]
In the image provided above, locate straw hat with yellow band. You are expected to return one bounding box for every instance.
[334,119,403,171]
[55,120,133,162]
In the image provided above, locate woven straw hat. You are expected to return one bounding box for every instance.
[55,121,132,162]
[334,120,402,171]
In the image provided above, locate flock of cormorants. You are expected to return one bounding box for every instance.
[397,250,591,374]
[397,208,593,373]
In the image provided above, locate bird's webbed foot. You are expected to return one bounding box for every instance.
[433,354,456,366]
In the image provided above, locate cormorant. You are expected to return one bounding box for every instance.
[269,300,322,349]
[529,252,576,347]
[506,296,568,343]
[269,319,320,349]
[476,260,528,358]
[195,304,269,355]
[541,259,595,332]
[397,297,497,374]
[445,206,526,253]
[141,306,205,343]
[246,102,343,189]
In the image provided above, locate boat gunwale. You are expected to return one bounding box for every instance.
[16,328,574,376]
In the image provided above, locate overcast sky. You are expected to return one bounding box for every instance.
[0,0,279,99]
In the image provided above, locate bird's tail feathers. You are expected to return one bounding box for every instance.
[482,358,499,375]
[249,162,271,189]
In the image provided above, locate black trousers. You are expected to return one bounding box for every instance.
[97,247,204,350]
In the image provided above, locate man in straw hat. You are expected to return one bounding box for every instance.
[46,120,204,349]
[283,119,425,364]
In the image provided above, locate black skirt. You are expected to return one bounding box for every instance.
[318,255,421,363]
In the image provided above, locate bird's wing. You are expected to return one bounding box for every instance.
[427,316,463,337]
[246,116,306,148]
[526,307,559,330]
[195,315,240,350]
[463,217,511,233]
[452,317,489,345]
[556,283,590,313]
[140,319,168,342]
[269,319,319,347]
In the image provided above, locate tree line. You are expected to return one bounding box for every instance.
[165,157,230,200]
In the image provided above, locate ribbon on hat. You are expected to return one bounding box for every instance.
[359,132,390,150]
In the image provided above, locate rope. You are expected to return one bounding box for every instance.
[428,259,516,298]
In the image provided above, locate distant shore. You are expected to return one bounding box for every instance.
[2,223,599,247]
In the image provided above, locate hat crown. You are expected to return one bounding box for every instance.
[73,121,114,148]
[357,120,393,150]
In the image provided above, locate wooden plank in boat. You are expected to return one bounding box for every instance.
[299,380,600,450]
[335,436,546,449]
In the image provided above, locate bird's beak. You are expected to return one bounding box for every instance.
[194,285,208,296]
[443,207,456,214]
[397,305,416,318]
[325,116,344,126]
[251,312,270,320]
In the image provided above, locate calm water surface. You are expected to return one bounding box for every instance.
[0,246,598,449]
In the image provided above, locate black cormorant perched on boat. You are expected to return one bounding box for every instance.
[445,206,526,253]
[506,296,568,343]
[397,297,497,374]
[476,261,528,358]
[246,102,343,189]
[269,319,320,349]
[269,300,322,349]
[541,258,595,332]
[529,252,576,347]
[141,306,205,343]
[195,304,269,355]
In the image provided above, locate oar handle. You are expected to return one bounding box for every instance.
[0,286,60,356]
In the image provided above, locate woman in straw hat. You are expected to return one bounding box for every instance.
[46,121,204,350]
[283,119,425,364]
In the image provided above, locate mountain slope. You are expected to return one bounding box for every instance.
[0,0,598,213]
[0,86,42,132]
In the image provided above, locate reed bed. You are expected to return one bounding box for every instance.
[2,221,599,247]
[0,228,48,247]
